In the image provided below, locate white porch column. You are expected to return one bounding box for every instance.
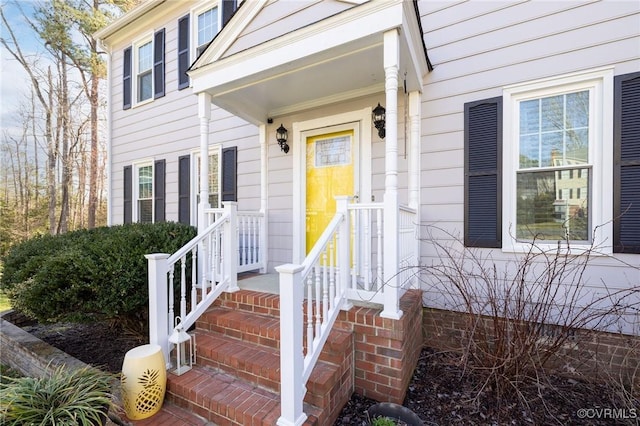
[259,124,268,273]
[382,29,402,320]
[408,91,421,210]
[409,91,421,288]
[198,92,212,232]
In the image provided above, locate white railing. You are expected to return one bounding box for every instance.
[346,203,385,304]
[206,208,265,273]
[399,205,418,290]
[146,203,242,365]
[276,197,351,426]
[277,197,419,425]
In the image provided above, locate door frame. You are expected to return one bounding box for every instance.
[292,107,372,264]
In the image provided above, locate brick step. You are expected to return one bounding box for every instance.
[166,365,321,426]
[197,306,280,350]
[192,328,351,409]
[122,400,211,425]
[213,290,280,317]
[171,288,358,424]
[197,305,354,360]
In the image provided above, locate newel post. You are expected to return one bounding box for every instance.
[224,201,240,292]
[276,263,307,426]
[336,196,352,309]
[146,253,171,367]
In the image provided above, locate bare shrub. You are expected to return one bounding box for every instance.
[419,225,640,413]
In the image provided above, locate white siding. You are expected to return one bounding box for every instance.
[105,0,640,304]
[108,1,260,225]
[418,0,640,325]
[223,0,356,57]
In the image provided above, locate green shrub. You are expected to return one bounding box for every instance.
[0,222,196,334]
[0,365,113,425]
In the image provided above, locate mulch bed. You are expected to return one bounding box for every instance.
[22,321,639,425]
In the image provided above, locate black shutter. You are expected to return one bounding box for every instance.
[177,15,190,90]
[178,155,191,224]
[221,147,237,202]
[464,97,502,248]
[123,47,132,110]
[123,165,132,224]
[154,159,166,222]
[222,0,237,27]
[614,72,640,253]
[153,29,165,99]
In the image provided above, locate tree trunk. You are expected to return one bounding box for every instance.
[88,65,99,228]
[57,52,70,234]
[47,67,58,235]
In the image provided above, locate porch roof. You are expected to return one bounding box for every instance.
[188,0,431,125]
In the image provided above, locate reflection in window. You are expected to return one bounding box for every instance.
[197,7,218,56]
[516,168,590,241]
[137,41,152,102]
[517,90,591,242]
[138,165,153,223]
[195,151,220,208]
[519,91,589,168]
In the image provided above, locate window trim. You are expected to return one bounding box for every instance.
[502,67,614,254]
[133,160,154,223]
[190,145,222,225]
[132,33,154,106]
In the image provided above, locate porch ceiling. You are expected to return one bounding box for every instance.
[189,1,429,125]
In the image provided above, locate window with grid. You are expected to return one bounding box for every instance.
[516,90,591,241]
[193,150,221,211]
[196,6,218,56]
[136,40,153,102]
[136,163,153,223]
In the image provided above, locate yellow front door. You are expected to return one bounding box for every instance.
[306,130,355,253]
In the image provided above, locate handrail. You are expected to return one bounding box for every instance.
[167,213,229,266]
[277,199,420,425]
[299,212,345,383]
[147,203,244,365]
[399,204,417,214]
[299,212,344,278]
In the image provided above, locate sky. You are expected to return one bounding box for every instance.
[0,0,42,138]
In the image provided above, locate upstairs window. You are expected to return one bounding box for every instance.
[178,1,237,90]
[136,39,153,103]
[123,29,165,109]
[196,6,218,56]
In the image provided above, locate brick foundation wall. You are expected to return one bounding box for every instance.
[335,290,424,404]
[423,307,640,382]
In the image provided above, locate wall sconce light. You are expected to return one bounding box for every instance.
[276,124,289,154]
[372,103,386,139]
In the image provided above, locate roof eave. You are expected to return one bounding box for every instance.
[93,0,166,42]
